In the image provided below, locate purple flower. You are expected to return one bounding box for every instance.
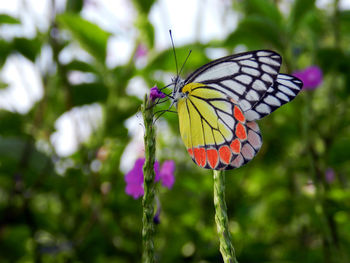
[293,66,323,90]
[135,44,147,59]
[150,86,166,101]
[153,206,161,224]
[125,158,175,199]
[125,181,144,199]
[125,158,146,199]
[159,160,175,188]
[325,168,335,183]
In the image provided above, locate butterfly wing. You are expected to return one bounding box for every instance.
[177,83,262,170]
[244,74,303,121]
[184,50,282,112]
[177,50,301,170]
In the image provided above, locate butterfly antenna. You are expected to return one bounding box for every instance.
[169,30,179,77]
[179,49,192,77]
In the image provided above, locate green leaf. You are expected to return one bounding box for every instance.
[66,0,83,13]
[225,28,264,50]
[0,14,20,24]
[144,44,208,76]
[104,96,140,137]
[339,10,350,21]
[242,0,283,25]
[339,10,350,25]
[110,65,136,94]
[71,82,108,106]
[136,14,155,48]
[339,10,350,35]
[289,0,316,33]
[0,136,23,160]
[0,138,54,191]
[329,137,350,166]
[304,9,326,38]
[0,225,31,261]
[57,13,111,63]
[0,81,9,90]
[65,60,98,73]
[317,48,349,74]
[0,39,12,66]
[0,112,23,135]
[132,0,156,13]
[226,16,285,50]
[13,37,42,62]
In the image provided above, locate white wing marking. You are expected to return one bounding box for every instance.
[279,85,295,96]
[246,90,260,101]
[236,74,253,85]
[255,103,271,114]
[194,62,240,82]
[222,80,246,95]
[252,79,266,91]
[276,92,289,101]
[264,95,281,106]
[239,99,252,111]
[217,111,235,129]
[262,73,273,83]
[261,64,277,75]
[256,51,272,56]
[278,78,301,90]
[242,67,260,76]
[258,57,281,66]
[240,60,258,68]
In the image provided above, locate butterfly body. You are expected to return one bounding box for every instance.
[170,50,303,170]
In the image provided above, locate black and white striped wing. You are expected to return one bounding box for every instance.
[244,74,303,121]
[184,50,282,112]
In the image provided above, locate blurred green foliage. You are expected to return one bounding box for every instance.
[0,0,350,262]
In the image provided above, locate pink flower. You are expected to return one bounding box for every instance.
[293,66,323,90]
[149,86,166,101]
[125,158,175,199]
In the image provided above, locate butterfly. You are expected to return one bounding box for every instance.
[165,50,303,170]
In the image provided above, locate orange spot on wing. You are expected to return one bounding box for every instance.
[188,148,194,157]
[234,106,245,122]
[235,123,247,140]
[206,149,219,169]
[230,139,241,154]
[194,147,206,167]
[219,146,231,164]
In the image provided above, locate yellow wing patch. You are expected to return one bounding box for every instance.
[177,82,262,170]
[177,98,192,149]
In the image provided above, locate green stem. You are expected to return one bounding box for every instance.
[213,170,238,263]
[142,95,156,263]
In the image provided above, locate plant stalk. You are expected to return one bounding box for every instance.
[142,95,156,263]
[213,170,238,263]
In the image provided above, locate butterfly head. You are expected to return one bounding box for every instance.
[171,76,185,104]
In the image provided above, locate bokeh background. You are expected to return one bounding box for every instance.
[1,0,350,262]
